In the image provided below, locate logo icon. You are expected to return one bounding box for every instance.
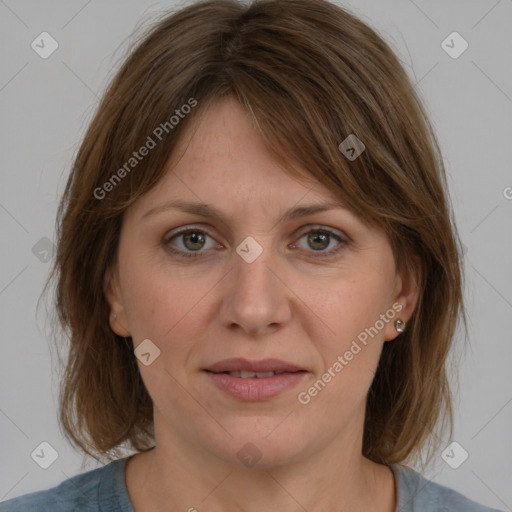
[31,441,59,469]
[134,339,161,366]
[441,441,469,469]
[31,32,59,59]
[236,442,262,468]
[338,134,365,161]
[441,32,468,59]
[32,237,55,263]
[236,236,263,263]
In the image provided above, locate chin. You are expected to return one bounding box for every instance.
[195,422,313,470]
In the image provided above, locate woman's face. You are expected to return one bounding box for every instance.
[106,96,418,468]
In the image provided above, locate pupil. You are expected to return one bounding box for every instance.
[309,232,328,250]
[185,232,204,251]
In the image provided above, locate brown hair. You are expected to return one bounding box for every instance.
[46,0,466,467]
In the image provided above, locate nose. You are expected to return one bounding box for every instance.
[218,242,293,337]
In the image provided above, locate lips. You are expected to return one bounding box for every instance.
[204,357,304,374]
[224,370,283,378]
[203,358,307,400]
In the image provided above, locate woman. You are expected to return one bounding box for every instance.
[0,0,504,510]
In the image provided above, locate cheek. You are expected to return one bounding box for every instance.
[297,272,392,403]
[123,277,200,346]
[118,242,196,337]
[311,271,393,349]
[297,308,385,427]
[120,269,207,407]
[119,256,222,379]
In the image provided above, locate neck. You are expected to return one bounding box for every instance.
[125,409,396,512]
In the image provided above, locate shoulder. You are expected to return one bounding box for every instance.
[0,457,134,512]
[391,464,505,512]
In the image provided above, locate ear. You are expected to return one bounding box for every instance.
[103,265,131,337]
[384,255,421,342]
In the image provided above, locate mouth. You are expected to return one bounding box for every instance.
[208,370,296,378]
[203,357,306,374]
[202,358,308,401]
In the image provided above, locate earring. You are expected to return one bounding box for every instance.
[395,318,406,333]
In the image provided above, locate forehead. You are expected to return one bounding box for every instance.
[134,96,348,214]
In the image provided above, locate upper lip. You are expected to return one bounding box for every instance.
[204,358,305,373]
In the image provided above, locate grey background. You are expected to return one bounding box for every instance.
[1,0,511,509]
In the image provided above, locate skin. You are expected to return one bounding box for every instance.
[105,95,419,512]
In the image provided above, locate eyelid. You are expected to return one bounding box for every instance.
[163,224,221,244]
[294,224,347,241]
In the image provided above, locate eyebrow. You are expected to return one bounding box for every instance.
[141,199,351,225]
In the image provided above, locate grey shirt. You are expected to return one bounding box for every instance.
[0,457,504,511]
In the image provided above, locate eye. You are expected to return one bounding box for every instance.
[163,225,347,260]
[164,227,218,258]
[292,227,347,258]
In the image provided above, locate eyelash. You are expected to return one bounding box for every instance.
[163,226,347,260]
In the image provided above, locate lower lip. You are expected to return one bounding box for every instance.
[204,371,307,401]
